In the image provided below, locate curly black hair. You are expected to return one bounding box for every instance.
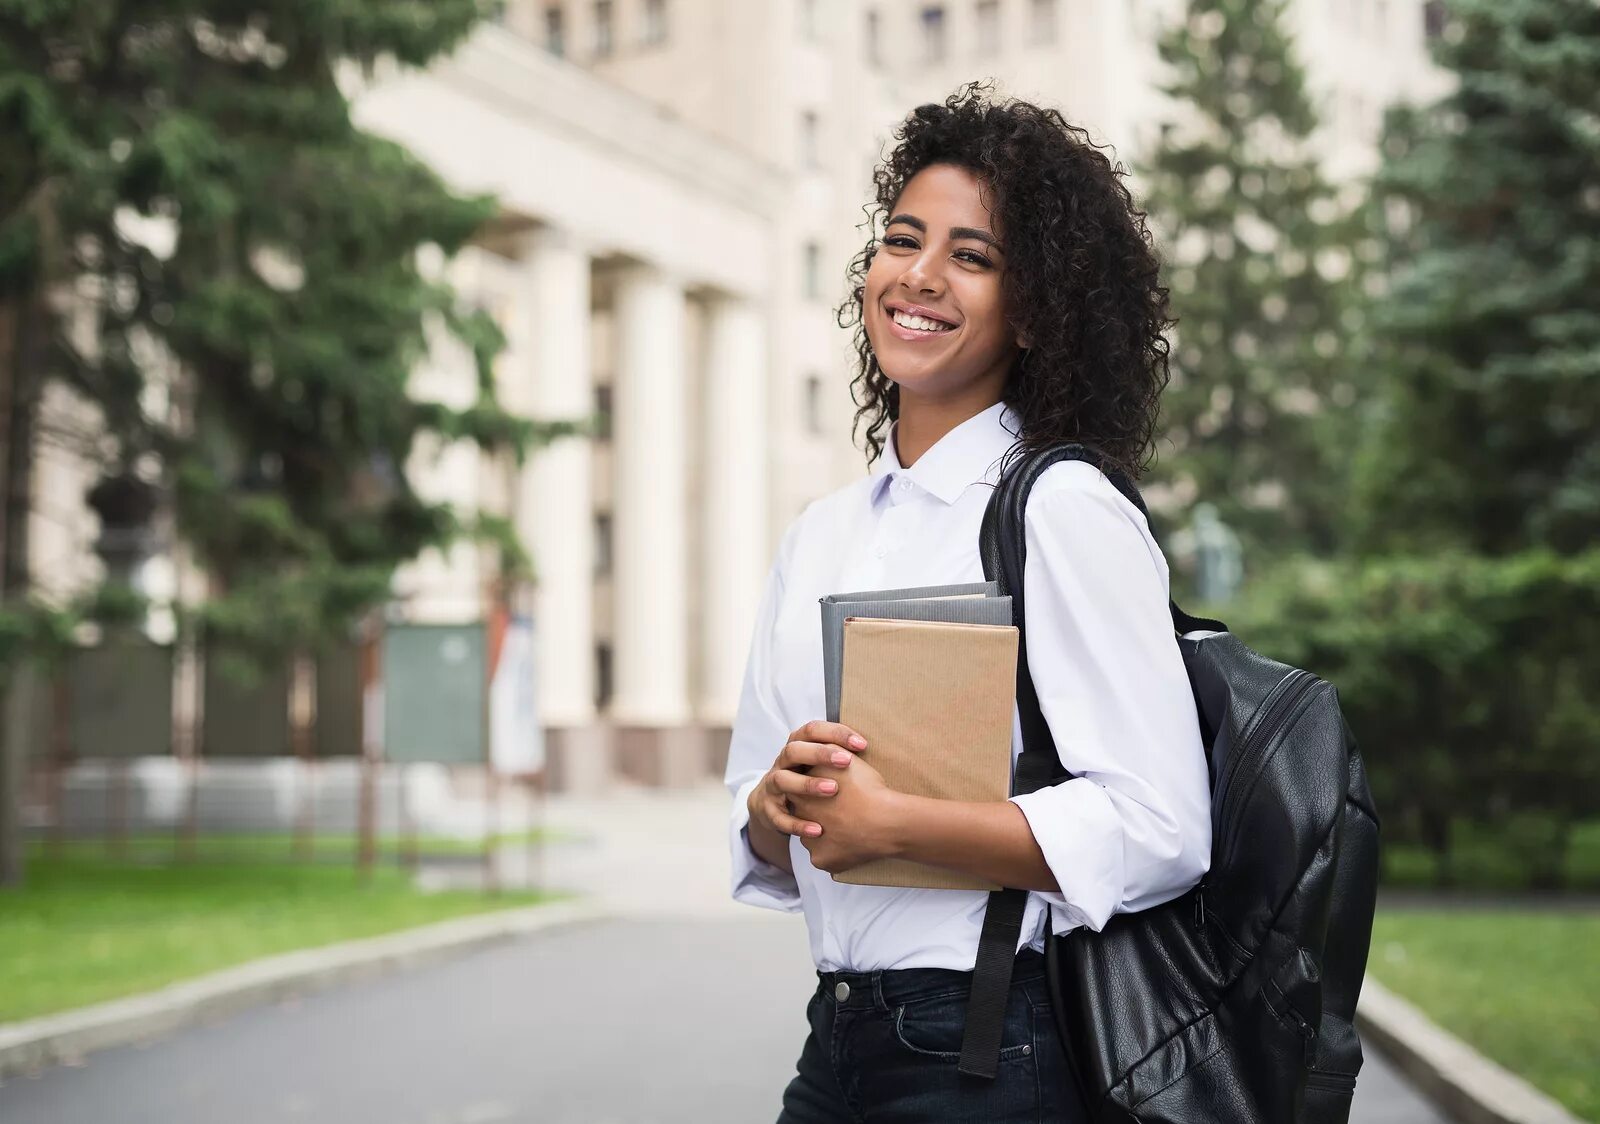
[837,79,1175,481]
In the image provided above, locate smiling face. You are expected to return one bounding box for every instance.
[863,163,1024,404]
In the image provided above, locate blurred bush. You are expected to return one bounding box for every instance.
[1224,549,1600,889]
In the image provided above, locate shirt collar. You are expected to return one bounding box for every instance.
[869,400,1024,507]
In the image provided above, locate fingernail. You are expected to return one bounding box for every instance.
[832,751,851,766]
[819,780,838,794]
[804,824,821,836]
[849,735,867,749]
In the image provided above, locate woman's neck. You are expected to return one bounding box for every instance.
[894,391,1003,469]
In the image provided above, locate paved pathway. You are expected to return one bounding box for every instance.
[0,783,1452,1123]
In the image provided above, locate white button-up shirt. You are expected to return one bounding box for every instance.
[724,400,1210,972]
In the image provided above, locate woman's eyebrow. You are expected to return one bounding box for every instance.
[886,213,1001,251]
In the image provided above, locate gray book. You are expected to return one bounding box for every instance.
[819,582,1012,722]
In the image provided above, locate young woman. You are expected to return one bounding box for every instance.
[724,83,1211,1122]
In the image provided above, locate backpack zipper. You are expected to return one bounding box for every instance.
[1214,669,1320,871]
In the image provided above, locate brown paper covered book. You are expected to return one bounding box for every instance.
[833,616,1019,891]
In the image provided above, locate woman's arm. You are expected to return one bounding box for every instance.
[724,520,807,908]
[745,801,797,873]
[796,463,1210,921]
[893,794,1061,890]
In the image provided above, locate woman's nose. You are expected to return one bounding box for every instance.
[898,252,941,294]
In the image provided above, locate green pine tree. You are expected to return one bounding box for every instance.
[1142,0,1370,573]
[1355,0,1600,556]
[1327,0,1600,902]
[0,2,583,887]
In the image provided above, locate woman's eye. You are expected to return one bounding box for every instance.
[883,236,991,268]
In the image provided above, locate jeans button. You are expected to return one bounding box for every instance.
[835,981,851,1002]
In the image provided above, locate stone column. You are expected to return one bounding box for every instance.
[609,262,699,785]
[697,296,769,769]
[522,226,604,791]
[397,246,491,623]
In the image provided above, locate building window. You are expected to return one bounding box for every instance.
[865,7,881,66]
[593,0,614,56]
[804,375,824,435]
[799,0,819,40]
[1422,0,1446,40]
[1030,0,1057,44]
[921,5,946,64]
[804,241,822,300]
[593,384,613,440]
[595,643,613,709]
[641,0,668,45]
[544,5,566,56]
[800,110,820,169]
[594,513,613,576]
[976,0,1000,56]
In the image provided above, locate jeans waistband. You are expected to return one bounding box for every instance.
[815,948,1045,1012]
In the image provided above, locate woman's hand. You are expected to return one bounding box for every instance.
[744,720,908,877]
[793,752,906,875]
[747,720,869,852]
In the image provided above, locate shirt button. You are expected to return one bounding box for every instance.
[874,548,886,558]
[835,981,851,1002]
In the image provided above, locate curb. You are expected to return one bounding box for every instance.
[0,899,611,1081]
[1357,975,1583,1124]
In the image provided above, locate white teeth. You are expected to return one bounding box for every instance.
[892,309,954,332]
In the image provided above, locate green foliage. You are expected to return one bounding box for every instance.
[1232,550,1600,887]
[1355,0,1600,556]
[0,0,541,671]
[1237,2,1600,897]
[1142,0,1371,565]
[0,583,146,673]
[1383,820,1600,892]
[0,602,74,672]
[1171,2,1600,900]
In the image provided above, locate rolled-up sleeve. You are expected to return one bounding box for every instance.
[723,519,804,913]
[1007,463,1211,935]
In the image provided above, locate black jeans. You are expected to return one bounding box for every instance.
[777,949,1088,1123]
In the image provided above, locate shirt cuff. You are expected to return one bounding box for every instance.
[1010,778,1126,934]
[729,775,804,913]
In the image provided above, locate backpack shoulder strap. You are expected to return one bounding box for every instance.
[959,442,1219,1078]
[979,443,1226,639]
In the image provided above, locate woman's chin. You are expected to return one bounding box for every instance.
[877,359,950,392]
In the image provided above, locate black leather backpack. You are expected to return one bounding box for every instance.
[959,443,1381,1124]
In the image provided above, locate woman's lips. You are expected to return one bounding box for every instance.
[883,308,959,343]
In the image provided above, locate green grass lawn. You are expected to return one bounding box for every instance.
[23,827,553,864]
[0,839,557,1023]
[1369,909,1599,1121]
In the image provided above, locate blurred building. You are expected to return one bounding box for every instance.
[25,0,1446,795]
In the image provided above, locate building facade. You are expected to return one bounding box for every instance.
[26,1,1446,790]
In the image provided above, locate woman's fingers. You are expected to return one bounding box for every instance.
[768,767,840,798]
[768,806,825,838]
[782,739,859,770]
[795,719,869,752]
[755,787,819,838]
[755,720,864,839]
